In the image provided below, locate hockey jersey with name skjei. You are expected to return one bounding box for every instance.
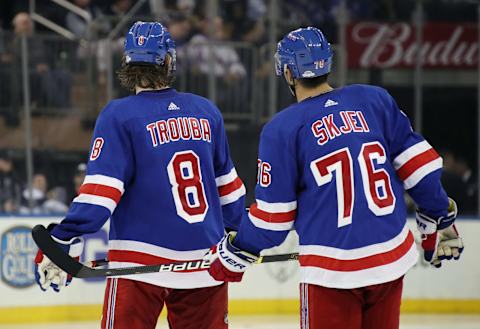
[51,88,246,289]
[235,84,449,289]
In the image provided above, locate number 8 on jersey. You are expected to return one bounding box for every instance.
[167,151,209,223]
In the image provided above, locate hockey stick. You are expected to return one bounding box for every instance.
[32,225,299,279]
[87,252,298,269]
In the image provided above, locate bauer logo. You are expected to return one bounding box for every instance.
[1,226,37,288]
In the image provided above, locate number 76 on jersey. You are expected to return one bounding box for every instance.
[257,141,396,229]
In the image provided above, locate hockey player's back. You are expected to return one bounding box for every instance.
[100,90,227,246]
[34,21,245,329]
[84,89,245,288]
[208,27,463,329]
[251,83,426,288]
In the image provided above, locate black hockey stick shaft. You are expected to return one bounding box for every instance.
[32,225,298,279]
[88,252,299,268]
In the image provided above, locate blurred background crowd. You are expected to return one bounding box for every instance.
[0,0,478,215]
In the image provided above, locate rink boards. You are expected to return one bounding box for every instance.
[0,217,479,323]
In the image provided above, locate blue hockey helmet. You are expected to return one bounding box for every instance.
[124,21,176,70]
[275,27,332,79]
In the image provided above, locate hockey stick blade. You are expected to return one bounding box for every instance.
[32,224,299,278]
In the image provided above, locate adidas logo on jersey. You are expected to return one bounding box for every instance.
[324,99,338,107]
[168,102,180,111]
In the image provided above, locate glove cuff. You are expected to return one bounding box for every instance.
[416,197,458,234]
[51,235,84,258]
[226,232,258,263]
[438,198,457,230]
[416,211,437,235]
[218,232,258,273]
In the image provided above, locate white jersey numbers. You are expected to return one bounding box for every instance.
[257,159,272,187]
[358,142,396,216]
[310,141,395,228]
[167,151,209,223]
[90,137,104,161]
[310,148,354,228]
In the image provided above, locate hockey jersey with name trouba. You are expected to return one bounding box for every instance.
[235,84,449,289]
[51,88,246,289]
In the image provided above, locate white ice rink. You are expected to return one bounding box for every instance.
[1,315,479,329]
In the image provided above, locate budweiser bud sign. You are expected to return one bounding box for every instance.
[347,22,478,69]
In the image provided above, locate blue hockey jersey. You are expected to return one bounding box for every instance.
[51,88,246,289]
[235,84,449,289]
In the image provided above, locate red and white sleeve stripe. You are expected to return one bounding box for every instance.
[393,141,443,189]
[216,168,246,206]
[73,174,125,213]
[249,199,297,231]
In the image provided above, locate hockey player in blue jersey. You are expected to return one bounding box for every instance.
[207,27,464,329]
[34,21,246,329]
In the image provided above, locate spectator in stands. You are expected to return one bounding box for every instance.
[71,163,86,201]
[12,12,49,74]
[99,0,140,94]
[103,0,148,32]
[187,16,246,80]
[66,0,107,39]
[66,0,109,82]
[0,26,11,119]
[168,13,192,49]
[19,172,68,214]
[104,0,133,18]
[0,153,22,213]
[186,15,247,109]
[1,12,72,122]
[19,173,48,215]
[440,150,476,214]
[43,187,69,214]
[454,157,477,214]
[0,13,39,124]
[164,0,197,16]
[281,0,372,43]
[167,12,192,78]
[281,1,333,40]
[221,0,267,44]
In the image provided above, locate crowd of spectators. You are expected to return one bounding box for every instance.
[1,149,478,216]
[0,151,86,215]
[2,0,477,38]
[0,0,477,116]
[0,0,479,215]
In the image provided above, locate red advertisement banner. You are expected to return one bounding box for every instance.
[347,22,477,69]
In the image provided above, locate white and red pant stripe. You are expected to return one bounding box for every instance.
[103,278,118,329]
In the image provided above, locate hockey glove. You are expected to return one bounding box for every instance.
[35,225,83,292]
[205,231,258,282]
[416,198,464,267]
